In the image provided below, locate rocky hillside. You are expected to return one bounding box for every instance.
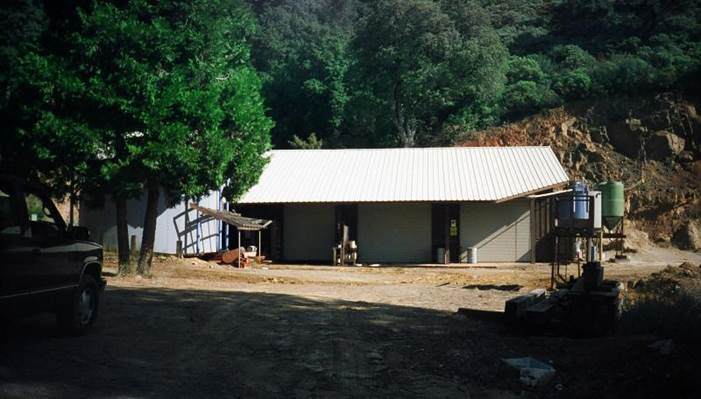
[458,93,701,250]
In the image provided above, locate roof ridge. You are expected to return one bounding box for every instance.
[240,146,569,203]
[269,146,552,152]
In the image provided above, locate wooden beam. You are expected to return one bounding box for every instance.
[444,205,449,264]
[184,199,189,256]
[494,182,569,203]
[530,199,535,264]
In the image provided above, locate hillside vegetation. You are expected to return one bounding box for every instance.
[247,0,701,149]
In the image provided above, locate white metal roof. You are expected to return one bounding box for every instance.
[237,146,569,204]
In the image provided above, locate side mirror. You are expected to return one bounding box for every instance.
[68,226,91,241]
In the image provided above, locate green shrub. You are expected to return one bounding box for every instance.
[502,80,560,117]
[552,68,591,99]
[591,55,655,94]
[506,56,545,83]
[549,44,596,70]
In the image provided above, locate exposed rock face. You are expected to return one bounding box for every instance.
[645,131,686,160]
[608,118,646,158]
[672,220,701,251]
[457,92,701,248]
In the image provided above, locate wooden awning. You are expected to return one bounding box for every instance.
[189,203,272,231]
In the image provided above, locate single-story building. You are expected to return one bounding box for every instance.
[81,146,569,263]
[235,146,568,263]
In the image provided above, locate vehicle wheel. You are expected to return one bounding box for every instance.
[57,274,100,335]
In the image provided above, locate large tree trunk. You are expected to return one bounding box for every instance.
[115,196,131,275]
[137,183,160,276]
[392,82,416,147]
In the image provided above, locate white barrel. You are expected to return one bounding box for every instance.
[467,247,478,264]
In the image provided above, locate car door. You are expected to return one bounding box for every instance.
[0,179,35,301]
[21,189,77,294]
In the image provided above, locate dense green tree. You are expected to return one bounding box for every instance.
[69,0,271,274]
[288,132,324,149]
[1,0,272,275]
[251,0,362,148]
[0,1,95,194]
[480,0,549,52]
[502,55,559,118]
[352,0,507,146]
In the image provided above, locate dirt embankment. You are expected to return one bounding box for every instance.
[457,93,701,250]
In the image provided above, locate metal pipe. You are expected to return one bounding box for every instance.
[528,189,573,199]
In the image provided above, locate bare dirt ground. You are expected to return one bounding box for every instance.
[1,248,700,399]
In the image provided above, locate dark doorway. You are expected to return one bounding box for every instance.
[335,204,358,243]
[230,204,283,260]
[431,203,460,263]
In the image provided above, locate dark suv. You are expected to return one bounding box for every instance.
[0,175,105,334]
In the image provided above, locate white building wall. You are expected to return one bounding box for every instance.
[459,200,531,262]
[80,189,223,255]
[357,203,432,263]
[282,204,335,262]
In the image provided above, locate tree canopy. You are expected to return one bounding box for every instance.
[247,0,701,146]
[1,0,272,274]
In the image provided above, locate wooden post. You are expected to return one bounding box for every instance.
[69,194,75,227]
[258,230,261,258]
[530,199,536,264]
[551,235,558,289]
[586,237,592,263]
[130,235,137,257]
[340,225,348,265]
[444,206,450,264]
[184,200,189,256]
[176,240,183,258]
[237,230,241,269]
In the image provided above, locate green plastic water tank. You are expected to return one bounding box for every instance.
[597,181,624,230]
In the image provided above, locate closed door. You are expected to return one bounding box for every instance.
[358,203,431,263]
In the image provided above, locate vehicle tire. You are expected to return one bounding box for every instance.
[57,274,100,335]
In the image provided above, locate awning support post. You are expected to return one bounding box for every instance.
[530,199,536,264]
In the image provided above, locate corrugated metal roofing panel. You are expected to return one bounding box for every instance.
[237,146,569,204]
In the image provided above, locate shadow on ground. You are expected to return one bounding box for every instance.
[1,286,698,399]
[463,284,522,291]
[0,287,503,399]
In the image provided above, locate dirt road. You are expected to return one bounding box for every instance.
[2,253,699,398]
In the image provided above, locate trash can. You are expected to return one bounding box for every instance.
[436,248,446,264]
[467,247,477,264]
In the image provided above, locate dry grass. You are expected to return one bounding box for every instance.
[621,263,701,345]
